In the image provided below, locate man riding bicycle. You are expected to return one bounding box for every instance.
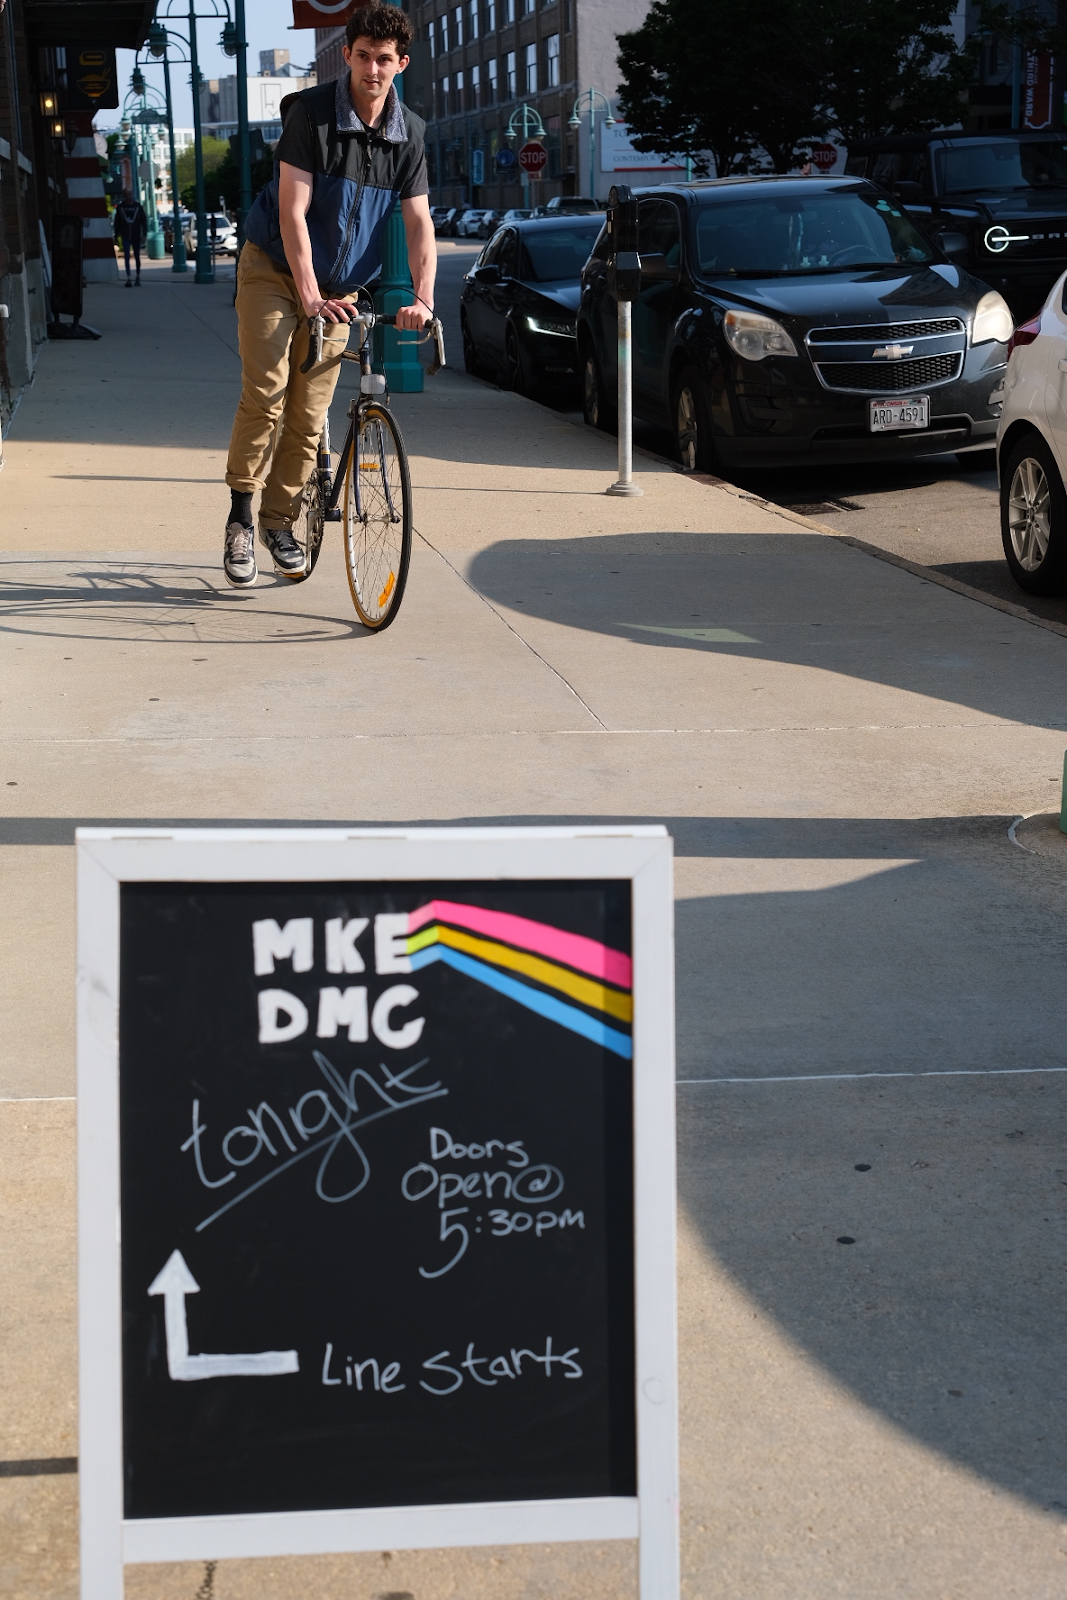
[224,2,436,588]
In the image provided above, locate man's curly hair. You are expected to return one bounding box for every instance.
[345,4,413,54]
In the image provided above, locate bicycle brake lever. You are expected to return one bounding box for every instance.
[427,317,446,377]
[298,314,325,374]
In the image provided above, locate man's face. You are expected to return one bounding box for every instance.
[343,35,408,103]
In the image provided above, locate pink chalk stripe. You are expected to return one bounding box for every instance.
[406,900,632,989]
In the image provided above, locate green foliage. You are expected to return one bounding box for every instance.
[617,0,980,170]
[175,136,228,207]
[179,141,274,212]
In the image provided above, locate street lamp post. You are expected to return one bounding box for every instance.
[222,0,251,245]
[567,88,615,203]
[504,102,546,210]
[127,68,166,258]
[146,18,196,272]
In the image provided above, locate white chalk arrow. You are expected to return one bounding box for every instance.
[148,1250,299,1381]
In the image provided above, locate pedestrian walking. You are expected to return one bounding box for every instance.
[222,1,436,588]
[113,189,148,287]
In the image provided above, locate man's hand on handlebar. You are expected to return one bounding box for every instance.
[394,303,430,331]
[305,295,356,324]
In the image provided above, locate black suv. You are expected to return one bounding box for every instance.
[576,176,1010,473]
[846,130,1067,317]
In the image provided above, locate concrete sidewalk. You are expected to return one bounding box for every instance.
[3,261,1067,1598]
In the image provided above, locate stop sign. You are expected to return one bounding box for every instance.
[811,143,837,172]
[518,140,548,178]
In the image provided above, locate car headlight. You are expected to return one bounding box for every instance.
[527,315,575,338]
[723,308,797,360]
[972,290,1013,346]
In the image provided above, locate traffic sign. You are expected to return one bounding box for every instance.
[495,147,517,171]
[810,143,837,172]
[471,147,485,186]
[519,141,548,178]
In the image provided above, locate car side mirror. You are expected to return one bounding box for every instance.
[474,263,502,284]
[939,231,969,261]
[640,252,680,281]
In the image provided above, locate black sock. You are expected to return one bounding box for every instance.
[230,490,253,527]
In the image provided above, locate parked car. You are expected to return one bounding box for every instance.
[845,129,1067,319]
[544,196,603,215]
[996,269,1067,593]
[455,208,489,237]
[576,175,1012,472]
[461,214,604,392]
[501,208,532,223]
[431,206,460,236]
[184,212,237,256]
[477,208,504,238]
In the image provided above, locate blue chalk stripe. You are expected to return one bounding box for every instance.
[409,945,633,1060]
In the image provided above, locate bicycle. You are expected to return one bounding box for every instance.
[292,299,446,630]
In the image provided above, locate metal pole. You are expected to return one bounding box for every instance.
[163,51,188,272]
[142,107,165,258]
[234,0,251,244]
[589,103,595,201]
[189,0,213,283]
[606,298,642,497]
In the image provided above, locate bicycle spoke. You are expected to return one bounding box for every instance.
[343,404,412,628]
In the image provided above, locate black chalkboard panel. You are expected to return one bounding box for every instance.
[118,879,635,1520]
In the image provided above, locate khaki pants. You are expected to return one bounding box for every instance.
[225,240,354,530]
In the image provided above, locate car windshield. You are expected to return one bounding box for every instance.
[935,140,1067,194]
[521,222,603,280]
[692,188,935,277]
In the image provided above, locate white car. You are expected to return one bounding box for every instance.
[455,209,488,237]
[997,273,1067,593]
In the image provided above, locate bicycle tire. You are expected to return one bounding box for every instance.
[343,403,412,629]
[290,465,327,582]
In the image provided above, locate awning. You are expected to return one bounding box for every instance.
[22,0,158,49]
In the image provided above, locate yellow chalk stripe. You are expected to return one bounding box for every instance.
[406,923,633,1024]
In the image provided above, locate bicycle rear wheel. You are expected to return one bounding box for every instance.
[290,465,327,582]
[343,403,412,629]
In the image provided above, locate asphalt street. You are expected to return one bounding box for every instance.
[436,236,1067,632]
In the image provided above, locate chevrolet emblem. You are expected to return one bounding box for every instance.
[872,344,914,360]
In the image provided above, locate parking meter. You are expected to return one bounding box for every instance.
[607,183,641,302]
[604,184,643,496]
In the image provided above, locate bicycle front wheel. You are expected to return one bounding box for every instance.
[343,403,412,629]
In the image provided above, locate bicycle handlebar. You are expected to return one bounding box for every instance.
[298,311,446,376]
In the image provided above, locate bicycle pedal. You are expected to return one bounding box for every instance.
[325,508,342,521]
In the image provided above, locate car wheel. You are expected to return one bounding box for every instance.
[1001,433,1067,594]
[582,346,615,432]
[504,325,526,393]
[672,366,715,472]
[461,312,483,377]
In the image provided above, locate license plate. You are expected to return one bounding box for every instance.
[869,396,929,432]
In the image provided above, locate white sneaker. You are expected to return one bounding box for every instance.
[223,521,257,587]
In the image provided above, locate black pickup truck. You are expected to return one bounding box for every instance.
[845,130,1067,317]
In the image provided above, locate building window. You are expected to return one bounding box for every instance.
[456,68,465,112]
[471,62,481,107]
[427,18,435,56]
[505,49,517,97]
[440,11,449,52]
[454,5,463,47]
[525,40,537,92]
[545,32,559,86]
[523,0,535,12]
[486,56,498,104]
[504,0,515,21]
[563,0,572,30]
[486,0,496,30]
[469,0,479,39]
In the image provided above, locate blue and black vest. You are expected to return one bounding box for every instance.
[244,79,426,294]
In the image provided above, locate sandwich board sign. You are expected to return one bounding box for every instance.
[76,827,679,1598]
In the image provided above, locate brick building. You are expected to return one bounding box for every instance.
[1,0,154,434]
[313,0,653,211]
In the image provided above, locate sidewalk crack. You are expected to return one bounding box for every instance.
[413,525,606,729]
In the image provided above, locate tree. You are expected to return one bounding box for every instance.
[825,0,978,144]
[616,0,759,176]
[177,136,228,208]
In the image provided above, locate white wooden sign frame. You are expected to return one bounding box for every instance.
[76,826,678,1599]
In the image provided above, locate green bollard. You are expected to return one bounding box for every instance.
[374,207,424,393]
